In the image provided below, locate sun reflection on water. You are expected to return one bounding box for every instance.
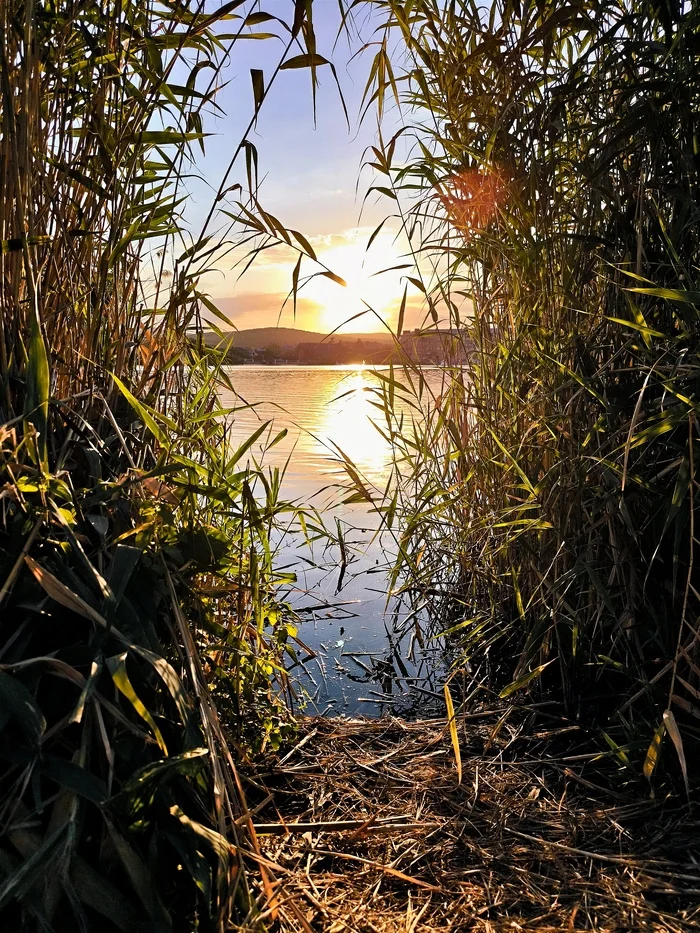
[315,366,390,485]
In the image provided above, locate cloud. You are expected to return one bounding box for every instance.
[206,292,324,332]
[197,223,440,333]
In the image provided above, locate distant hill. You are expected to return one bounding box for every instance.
[203,327,394,351]
[199,325,470,365]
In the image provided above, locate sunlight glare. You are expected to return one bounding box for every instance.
[317,367,388,484]
[308,235,407,333]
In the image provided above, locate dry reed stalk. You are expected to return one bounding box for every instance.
[349,0,700,786]
[251,712,700,931]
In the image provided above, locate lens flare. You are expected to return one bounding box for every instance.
[439,168,508,234]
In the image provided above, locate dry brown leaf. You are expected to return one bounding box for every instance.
[663,708,689,798]
[140,476,179,505]
[25,556,107,626]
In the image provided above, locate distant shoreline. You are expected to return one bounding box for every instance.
[202,325,473,365]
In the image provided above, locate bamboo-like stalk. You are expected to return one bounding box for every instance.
[0,1,327,929]
[355,0,700,782]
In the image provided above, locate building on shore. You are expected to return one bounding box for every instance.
[296,339,393,365]
[398,328,474,364]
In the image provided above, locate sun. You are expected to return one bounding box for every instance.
[306,232,410,333]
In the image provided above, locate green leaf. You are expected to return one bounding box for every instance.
[41,756,108,804]
[139,130,208,146]
[369,185,397,200]
[628,286,700,305]
[24,313,50,467]
[70,857,141,931]
[643,719,665,781]
[110,373,172,446]
[0,825,69,911]
[69,659,102,725]
[106,653,168,755]
[228,420,272,466]
[119,749,208,798]
[499,661,553,698]
[0,671,46,745]
[169,805,230,860]
[443,683,462,784]
[105,819,172,932]
[105,545,142,614]
[165,831,212,899]
[606,316,665,339]
[280,53,330,70]
[130,645,193,725]
[601,732,631,768]
[244,11,276,25]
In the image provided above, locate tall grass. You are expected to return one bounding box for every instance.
[357,0,700,781]
[0,1,323,927]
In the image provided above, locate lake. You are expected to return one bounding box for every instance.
[219,365,448,716]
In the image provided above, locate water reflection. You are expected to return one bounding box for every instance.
[220,365,446,716]
[316,367,388,484]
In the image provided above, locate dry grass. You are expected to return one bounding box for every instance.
[245,709,700,931]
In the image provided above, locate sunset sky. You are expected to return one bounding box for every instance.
[184,1,424,335]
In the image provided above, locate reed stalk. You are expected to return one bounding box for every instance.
[357,0,700,783]
[0,1,324,927]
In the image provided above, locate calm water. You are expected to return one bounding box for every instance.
[219,365,447,715]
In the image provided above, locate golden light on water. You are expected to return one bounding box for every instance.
[317,366,389,483]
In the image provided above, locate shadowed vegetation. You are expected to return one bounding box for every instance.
[3,0,700,928]
[0,0,325,928]
[356,0,700,785]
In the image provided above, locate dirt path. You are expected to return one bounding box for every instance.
[247,711,700,931]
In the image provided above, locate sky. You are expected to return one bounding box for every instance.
[180,0,425,335]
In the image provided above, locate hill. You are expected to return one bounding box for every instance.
[203,327,394,351]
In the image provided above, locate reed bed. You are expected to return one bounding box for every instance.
[351,0,700,785]
[251,710,700,931]
[0,1,326,928]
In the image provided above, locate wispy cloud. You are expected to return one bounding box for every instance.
[201,224,430,333]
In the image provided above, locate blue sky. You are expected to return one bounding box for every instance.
[181,0,422,334]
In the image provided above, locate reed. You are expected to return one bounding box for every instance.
[357,0,700,782]
[0,1,321,928]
